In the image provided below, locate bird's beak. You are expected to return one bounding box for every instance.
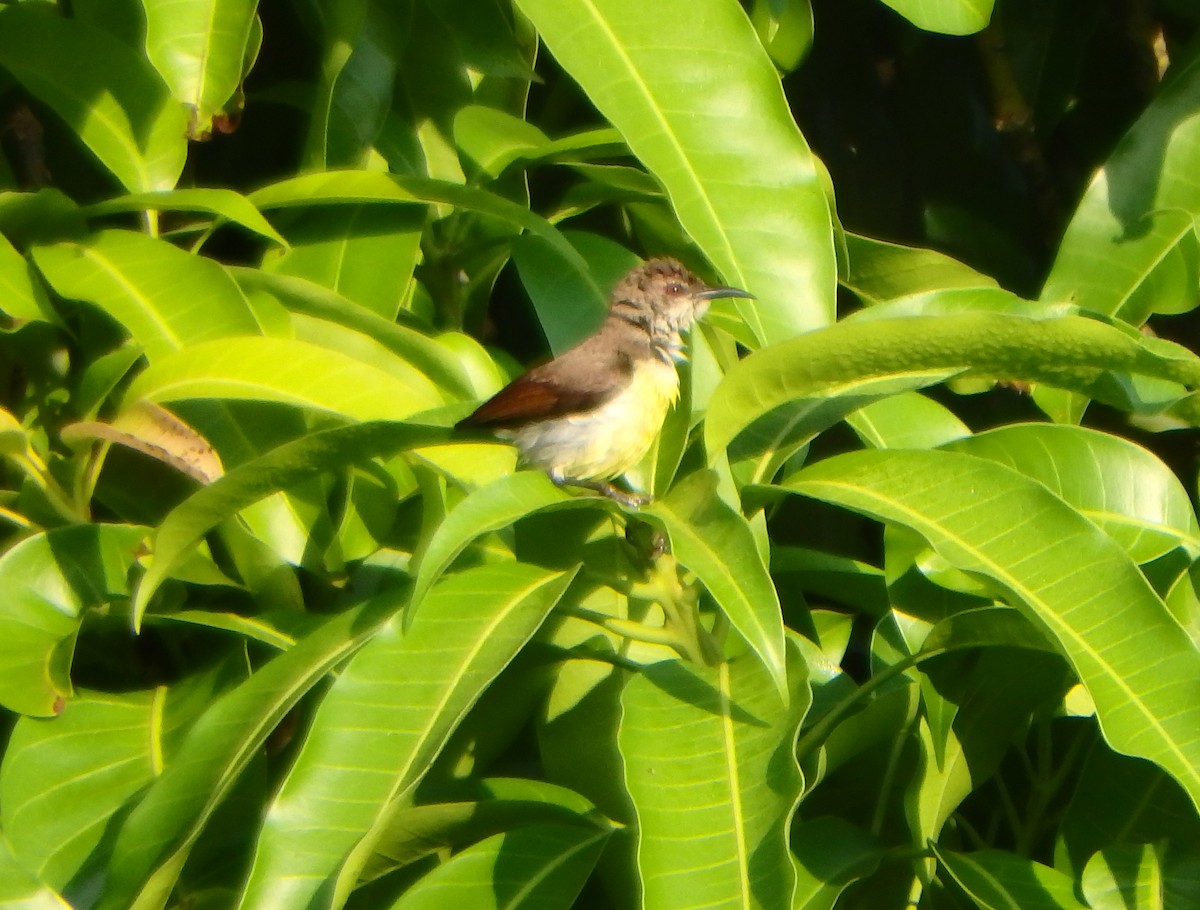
[694,285,755,301]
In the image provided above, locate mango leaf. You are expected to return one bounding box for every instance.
[792,817,882,910]
[945,424,1200,562]
[785,449,1200,812]
[264,204,423,320]
[388,824,607,910]
[1082,844,1162,910]
[0,233,52,322]
[843,232,998,306]
[0,524,147,717]
[935,847,1088,910]
[141,0,260,136]
[705,313,1200,458]
[228,267,479,399]
[618,642,808,909]
[1041,55,1200,323]
[1058,745,1200,877]
[97,591,405,910]
[646,470,788,700]
[409,471,607,614]
[0,6,187,192]
[236,563,576,910]
[0,669,244,895]
[123,336,444,419]
[514,0,836,343]
[32,230,260,361]
[0,839,65,910]
[84,189,287,247]
[877,0,993,35]
[132,421,449,626]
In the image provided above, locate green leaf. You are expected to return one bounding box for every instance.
[0,524,147,716]
[646,471,788,700]
[0,6,187,192]
[236,563,577,910]
[0,839,65,910]
[132,421,448,626]
[0,233,53,323]
[141,0,260,136]
[97,593,404,910]
[514,0,836,343]
[843,232,998,307]
[367,777,605,873]
[228,267,480,399]
[944,424,1200,562]
[847,391,971,450]
[84,189,287,247]
[792,817,882,910]
[123,336,444,418]
[1058,744,1200,877]
[617,642,808,910]
[1041,55,1200,324]
[264,204,423,320]
[33,230,260,361]
[935,847,1088,910]
[409,471,605,613]
[1,690,163,889]
[705,313,1200,458]
[876,0,993,35]
[388,824,608,910]
[1082,844,1162,910]
[785,449,1200,812]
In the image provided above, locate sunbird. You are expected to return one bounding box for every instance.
[459,258,751,506]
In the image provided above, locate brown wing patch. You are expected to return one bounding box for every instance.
[459,352,629,429]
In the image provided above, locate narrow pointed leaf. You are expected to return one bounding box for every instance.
[236,563,576,910]
[618,642,808,909]
[647,471,787,698]
[85,190,287,247]
[514,0,836,342]
[785,449,1200,811]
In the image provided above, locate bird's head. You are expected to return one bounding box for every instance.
[611,257,751,334]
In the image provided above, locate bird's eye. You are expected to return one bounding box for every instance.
[665,281,687,295]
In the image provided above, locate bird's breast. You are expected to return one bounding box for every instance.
[507,358,679,481]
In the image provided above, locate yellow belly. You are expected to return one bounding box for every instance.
[508,359,679,481]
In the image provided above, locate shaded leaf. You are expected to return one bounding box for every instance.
[646,470,788,699]
[785,449,1200,811]
[0,7,187,192]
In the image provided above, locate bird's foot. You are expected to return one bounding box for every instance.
[551,475,650,509]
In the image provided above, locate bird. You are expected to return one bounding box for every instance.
[458,257,752,507]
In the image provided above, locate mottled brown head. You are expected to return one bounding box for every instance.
[610,258,750,340]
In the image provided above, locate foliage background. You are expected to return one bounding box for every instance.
[1,0,1199,908]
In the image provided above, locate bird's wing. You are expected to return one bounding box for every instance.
[458,344,631,429]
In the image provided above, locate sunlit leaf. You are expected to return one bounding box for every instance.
[514,0,837,343]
